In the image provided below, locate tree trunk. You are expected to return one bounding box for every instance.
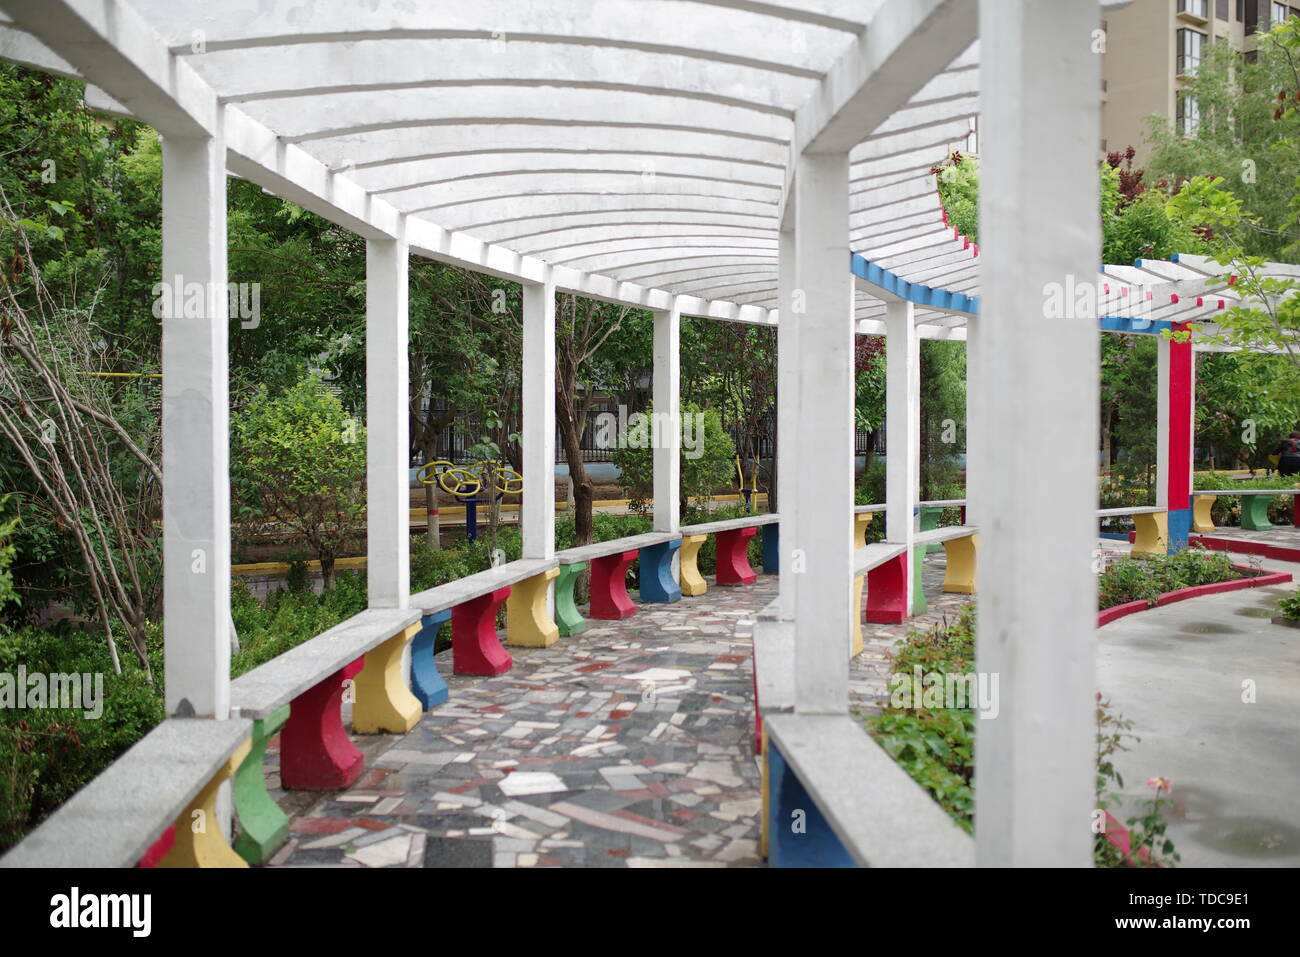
[321,557,336,590]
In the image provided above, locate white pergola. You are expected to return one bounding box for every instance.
[0,0,1145,867]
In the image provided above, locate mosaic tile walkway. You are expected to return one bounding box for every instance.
[263,556,970,868]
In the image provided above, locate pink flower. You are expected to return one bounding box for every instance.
[1147,777,1172,792]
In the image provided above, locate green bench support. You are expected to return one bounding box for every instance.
[555,561,588,637]
[233,703,291,866]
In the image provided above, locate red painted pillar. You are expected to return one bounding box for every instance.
[452,586,512,675]
[589,550,638,619]
[715,527,758,585]
[281,657,366,790]
[1292,496,1300,528]
[864,552,909,623]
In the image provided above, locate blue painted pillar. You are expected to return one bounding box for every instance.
[761,523,780,574]
[639,538,682,603]
[410,609,451,709]
[767,740,856,867]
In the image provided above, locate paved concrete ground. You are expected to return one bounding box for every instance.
[262,558,966,868]
[1098,542,1300,868]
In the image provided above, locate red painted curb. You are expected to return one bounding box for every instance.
[1190,534,1300,564]
[1097,564,1292,627]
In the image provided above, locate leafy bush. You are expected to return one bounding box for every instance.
[1277,588,1300,621]
[611,400,735,513]
[232,372,367,586]
[860,606,977,831]
[1098,550,1242,610]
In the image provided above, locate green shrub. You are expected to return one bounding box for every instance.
[1277,588,1300,621]
[1098,550,1243,610]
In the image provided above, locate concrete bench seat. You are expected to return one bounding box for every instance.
[913,524,977,546]
[410,558,564,683]
[231,608,422,721]
[676,515,779,595]
[554,531,680,565]
[228,606,422,863]
[764,713,975,867]
[680,513,779,536]
[853,541,908,577]
[1,717,253,868]
[1191,489,1300,532]
[409,558,559,616]
[1097,505,1167,555]
[854,504,887,513]
[1096,505,1166,518]
[752,618,794,755]
[919,498,967,508]
[550,532,684,632]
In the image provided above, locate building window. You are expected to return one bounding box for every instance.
[1179,0,1209,17]
[1271,2,1290,25]
[1177,28,1205,73]
[1177,93,1201,135]
[1236,0,1244,21]
[1217,0,1229,18]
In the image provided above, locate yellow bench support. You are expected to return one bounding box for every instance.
[1192,494,1215,533]
[353,623,423,734]
[850,513,873,658]
[679,534,708,597]
[159,736,252,869]
[1131,511,1168,556]
[506,567,561,647]
[941,533,979,594]
[853,512,873,549]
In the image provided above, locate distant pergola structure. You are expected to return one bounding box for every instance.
[6,0,1288,868]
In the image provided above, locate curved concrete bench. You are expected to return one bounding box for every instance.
[1097,505,1167,555]
[228,606,422,864]
[555,531,681,629]
[411,557,561,678]
[0,717,253,868]
[764,713,974,867]
[1191,489,1300,532]
[679,513,779,593]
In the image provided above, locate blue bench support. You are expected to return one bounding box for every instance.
[639,538,682,603]
[761,523,780,574]
[767,740,855,868]
[410,609,451,709]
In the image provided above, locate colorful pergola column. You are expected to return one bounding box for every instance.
[1157,322,1195,552]
[877,298,919,625]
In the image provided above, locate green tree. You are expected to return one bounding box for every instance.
[611,400,736,518]
[1144,16,1300,261]
[233,373,367,587]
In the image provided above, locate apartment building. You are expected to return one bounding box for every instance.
[1101,0,1299,162]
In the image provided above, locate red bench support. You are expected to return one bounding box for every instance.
[864,552,909,624]
[715,526,757,585]
[452,586,513,675]
[280,657,366,791]
[589,550,639,619]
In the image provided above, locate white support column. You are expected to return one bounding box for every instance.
[160,132,229,720]
[975,0,1101,866]
[652,301,681,534]
[792,152,854,715]
[885,298,919,606]
[366,238,410,609]
[777,226,798,620]
[522,276,557,558]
